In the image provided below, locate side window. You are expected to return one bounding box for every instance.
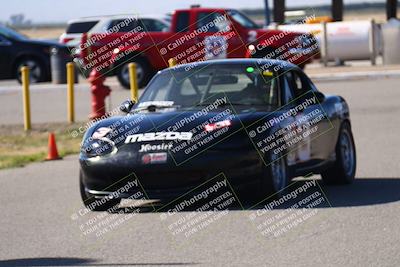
[197,12,230,33]
[175,12,190,32]
[66,21,98,34]
[108,19,138,33]
[285,71,312,98]
[140,19,168,32]
[282,75,295,105]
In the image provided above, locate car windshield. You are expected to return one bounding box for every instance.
[227,10,260,29]
[139,64,279,109]
[66,21,98,34]
[0,26,27,40]
[90,17,170,33]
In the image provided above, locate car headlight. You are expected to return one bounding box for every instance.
[81,138,117,158]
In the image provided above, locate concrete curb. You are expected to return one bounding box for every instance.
[308,69,400,82]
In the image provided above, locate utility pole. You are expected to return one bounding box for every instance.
[273,0,285,24]
[265,0,271,26]
[332,0,344,21]
[386,0,397,20]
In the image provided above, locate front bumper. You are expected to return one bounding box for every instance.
[80,147,263,199]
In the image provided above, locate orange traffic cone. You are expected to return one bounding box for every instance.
[45,132,62,160]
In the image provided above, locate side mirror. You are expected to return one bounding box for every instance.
[119,99,136,113]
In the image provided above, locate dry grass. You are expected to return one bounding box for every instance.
[19,27,65,39]
[0,123,82,169]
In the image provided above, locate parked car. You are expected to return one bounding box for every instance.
[60,15,170,46]
[59,17,100,44]
[79,59,356,211]
[80,7,318,89]
[0,25,62,83]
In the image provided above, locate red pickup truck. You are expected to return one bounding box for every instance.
[79,7,319,88]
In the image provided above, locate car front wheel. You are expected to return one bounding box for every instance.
[117,58,152,89]
[16,57,46,84]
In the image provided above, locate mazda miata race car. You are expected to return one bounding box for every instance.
[79,59,356,211]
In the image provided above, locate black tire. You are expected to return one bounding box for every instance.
[79,171,120,211]
[15,57,46,84]
[321,122,356,185]
[261,152,290,197]
[117,57,153,89]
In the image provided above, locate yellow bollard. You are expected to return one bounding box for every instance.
[21,66,31,131]
[168,58,177,67]
[128,63,138,102]
[67,62,75,123]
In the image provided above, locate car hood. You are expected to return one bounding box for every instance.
[21,38,63,47]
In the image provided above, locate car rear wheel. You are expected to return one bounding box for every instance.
[117,57,152,89]
[79,171,120,211]
[16,57,46,84]
[321,122,356,184]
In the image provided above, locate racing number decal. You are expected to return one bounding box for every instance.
[247,30,257,43]
[204,36,227,60]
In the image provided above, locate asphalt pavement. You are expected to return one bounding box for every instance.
[0,77,400,266]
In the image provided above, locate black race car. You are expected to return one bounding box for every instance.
[79,59,356,211]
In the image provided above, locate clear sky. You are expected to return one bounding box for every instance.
[0,0,385,23]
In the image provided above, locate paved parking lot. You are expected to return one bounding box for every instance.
[0,77,399,266]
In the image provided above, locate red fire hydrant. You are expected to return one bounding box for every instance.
[80,32,111,120]
[88,69,111,120]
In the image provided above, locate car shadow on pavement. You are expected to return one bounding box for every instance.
[0,257,200,266]
[110,177,400,213]
[318,177,400,208]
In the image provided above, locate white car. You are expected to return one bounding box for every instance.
[59,17,100,44]
[59,15,170,46]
